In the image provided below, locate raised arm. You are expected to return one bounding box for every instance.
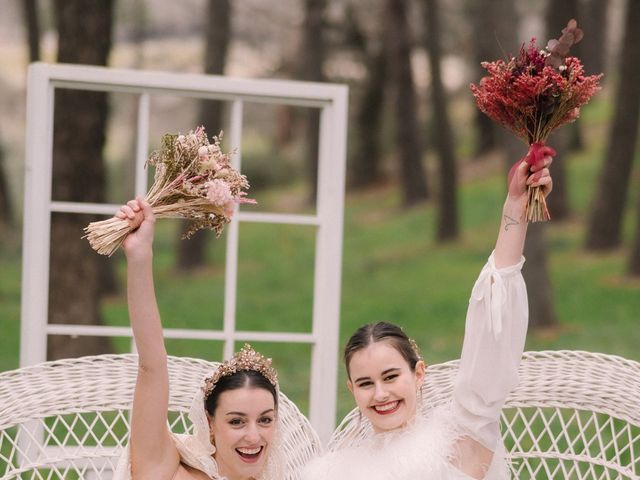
[451,156,553,478]
[495,156,553,267]
[118,199,180,479]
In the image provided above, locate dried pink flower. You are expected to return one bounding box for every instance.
[84,126,256,255]
[206,179,234,207]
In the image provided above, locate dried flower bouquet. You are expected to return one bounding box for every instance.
[84,127,255,256]
[471,19,602,222]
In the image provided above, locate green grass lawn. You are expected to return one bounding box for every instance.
[1,109,639,422]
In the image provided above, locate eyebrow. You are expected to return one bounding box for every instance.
[354,367,401,384]
[225,409,275,417]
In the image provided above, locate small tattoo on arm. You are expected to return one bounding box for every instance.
[503,214,519,231]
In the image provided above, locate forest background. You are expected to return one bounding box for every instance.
[0,0,639,419]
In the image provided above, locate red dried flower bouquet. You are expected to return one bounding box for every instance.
[470,19,602,222]
[84,127,255,256]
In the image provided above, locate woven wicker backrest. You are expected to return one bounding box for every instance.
[0,354,321,479]
[329,350,640,480]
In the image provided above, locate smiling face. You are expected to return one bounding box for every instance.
[209,387,277,480]
[347,341,425,433]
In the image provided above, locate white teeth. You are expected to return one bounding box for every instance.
[238,446,262,455]
[374,401,399,412]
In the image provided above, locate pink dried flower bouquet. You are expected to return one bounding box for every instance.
[84,127,255,256]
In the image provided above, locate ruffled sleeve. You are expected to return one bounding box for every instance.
[452,251,528,450]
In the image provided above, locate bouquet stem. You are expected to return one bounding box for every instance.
[521,142,555,223]
[83,216,133,257]
[526,185,550,223]
[83,199,228,257]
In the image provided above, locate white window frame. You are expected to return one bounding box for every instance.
[20,62,348,442]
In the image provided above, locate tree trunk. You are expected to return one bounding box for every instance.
[467,0,500,156]
[544,0,580,219]
[298,0,326,205]
[0,142,12,227]
[585,0,640,250]
[581,0,609,78]
[48,0,114,360]
[177,0,231,271]
[384,0,428,205]
[2,0,43,228]
[500,124,525,181]
[350,47,386,189]
[545,128,570,220]
[545,0,580,49]
[346,5,386,189]
[523,222,558,329]
[23,0,41,62]
[475,0,519,159]
[567,121,584,152]
[423,0,458,241]
[628,188,640,276]
[547,0,584,153]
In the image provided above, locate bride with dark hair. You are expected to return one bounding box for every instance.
[113,199,284,480]
[303,154,554,480]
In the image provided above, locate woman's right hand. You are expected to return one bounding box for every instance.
[115,198,155,261]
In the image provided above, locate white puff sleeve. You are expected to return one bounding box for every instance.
[451,251,528,451]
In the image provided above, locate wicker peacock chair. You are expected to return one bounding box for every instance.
[0,354,321,479]
[329,350,640,479]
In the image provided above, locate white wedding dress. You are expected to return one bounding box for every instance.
[302,252,528,480]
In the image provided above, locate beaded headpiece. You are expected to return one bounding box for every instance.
[408,337,422,361]
[203,344,279,398]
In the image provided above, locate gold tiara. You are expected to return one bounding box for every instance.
[203,344,278,398]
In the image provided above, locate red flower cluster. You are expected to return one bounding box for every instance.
[470,20,602,222]
[470,39,601,145]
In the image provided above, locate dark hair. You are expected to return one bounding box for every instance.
[205,370,278,416]
[343,322,421,378]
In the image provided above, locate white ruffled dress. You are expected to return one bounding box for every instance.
[302,252,528,480]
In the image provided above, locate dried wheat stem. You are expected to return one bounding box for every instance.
[83,199,227,257]
[525,185,550,223]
